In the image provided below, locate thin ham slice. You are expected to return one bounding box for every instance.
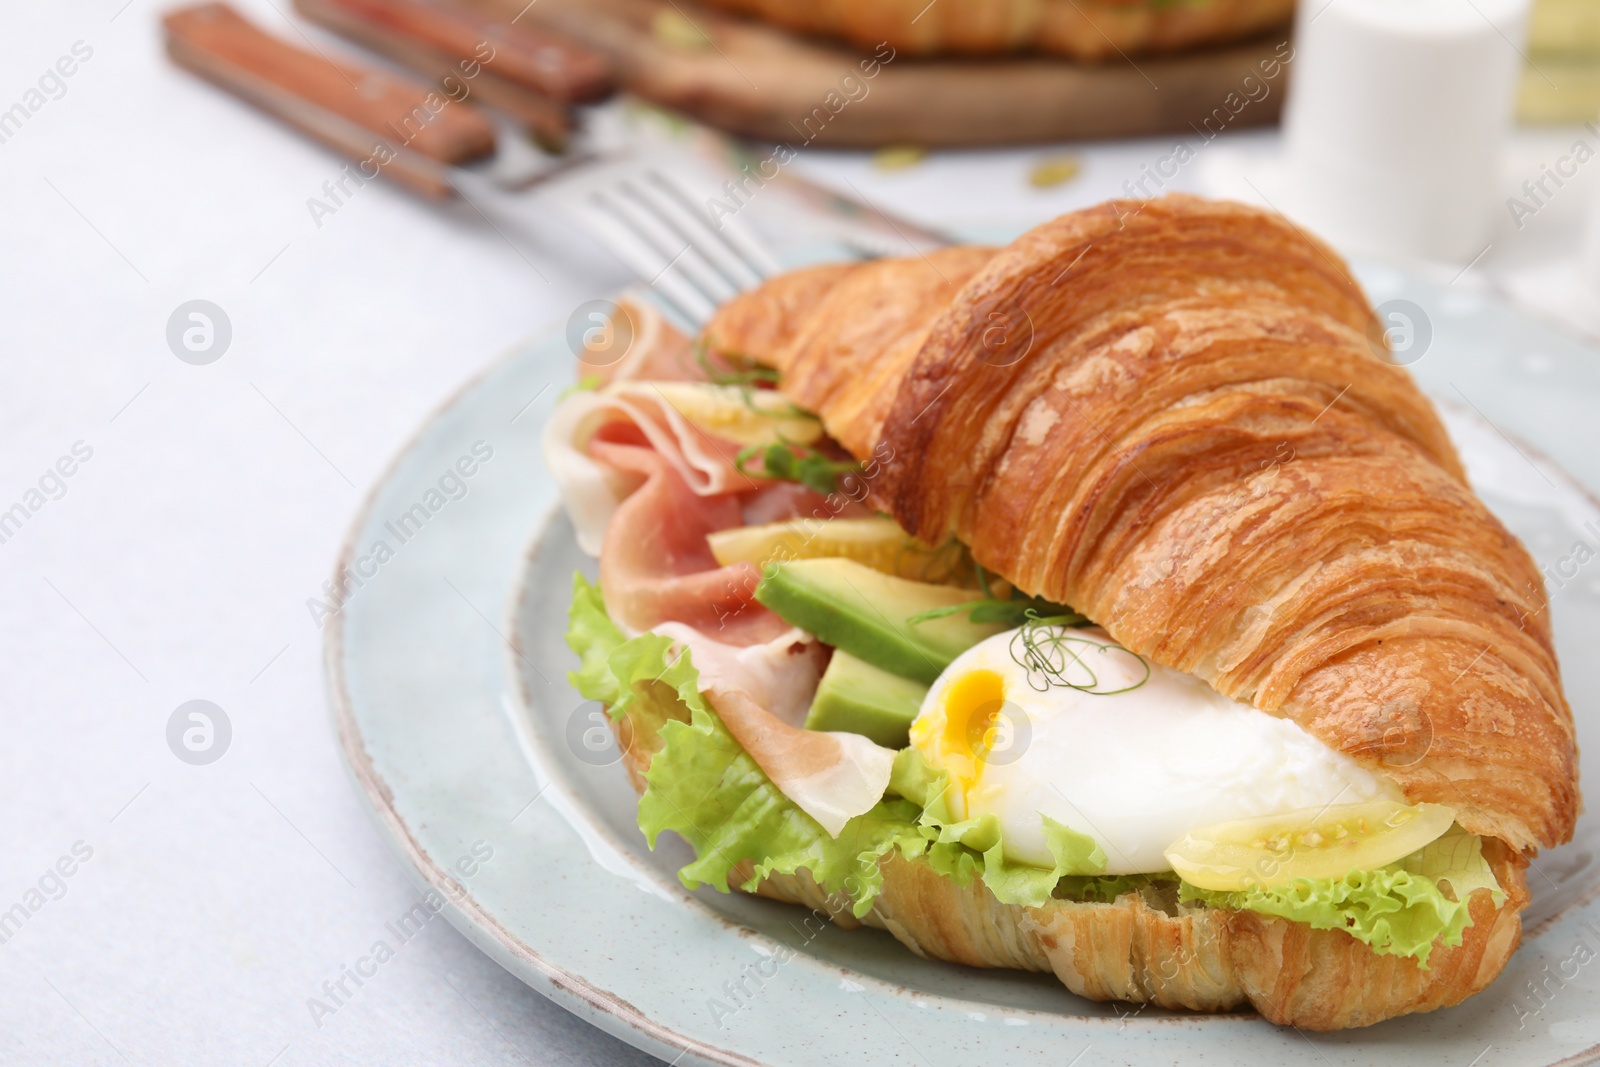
[653,622,826,727]
[739,481,823,526]
[740,480,878,526]
[582,296,702,386]
[592,436,790,646]
[543,387,753,555]
[707,687,895,838]
[544,352,900,834]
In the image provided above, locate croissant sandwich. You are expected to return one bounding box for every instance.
[696,0,1295,62]
[543,194,1579,1030]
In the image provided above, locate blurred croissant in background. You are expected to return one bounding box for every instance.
[697,0,1296,60]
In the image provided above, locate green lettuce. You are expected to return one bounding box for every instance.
[888,748,1109,909]
[1056,874,1160,904]
[567,574,625,705]
[1180,826,1504,967]
[566,574,917,918]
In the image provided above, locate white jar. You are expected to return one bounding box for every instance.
[1281,0,1533,263]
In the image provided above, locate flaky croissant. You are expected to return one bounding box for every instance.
[697,0,1295,61]
[689,194,1578,1026]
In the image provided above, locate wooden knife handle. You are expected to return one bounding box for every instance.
[293,0,576,147]
[163,3,496,197]
[309,0,614,103]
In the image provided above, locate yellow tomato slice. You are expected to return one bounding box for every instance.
[707,517,973,584]
[607,381,822,447]
[1164,800,1456,892]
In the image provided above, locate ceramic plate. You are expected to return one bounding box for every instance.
[325,263,1600,1066]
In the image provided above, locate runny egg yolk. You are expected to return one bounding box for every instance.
[913,667,1006,814]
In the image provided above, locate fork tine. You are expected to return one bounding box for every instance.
[606,181,742,306]
[580,194,717,326]
[561,157,786,329]
[647,170,781,281]
[633,171,763,291]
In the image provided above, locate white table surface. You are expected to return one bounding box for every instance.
[3,2,1597,1064]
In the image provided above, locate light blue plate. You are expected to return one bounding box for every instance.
[325,264,1600,1066]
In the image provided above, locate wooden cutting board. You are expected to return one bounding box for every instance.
[468,0,1290,147]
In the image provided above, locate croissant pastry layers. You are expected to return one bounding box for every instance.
[697,0,1296,61]
[705,195,1578,860]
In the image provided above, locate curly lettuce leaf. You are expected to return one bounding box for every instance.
[1403,824,1504,902]
[640,678,917,917]
[566,573,915,918]
[1180,826,1504,967]
[1056,874,1160,904]
[888,749,1107,908]
[566,572,625,706]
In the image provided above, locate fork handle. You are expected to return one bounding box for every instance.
[163,3,494,197]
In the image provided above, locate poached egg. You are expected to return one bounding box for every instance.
[908,627,1399,873]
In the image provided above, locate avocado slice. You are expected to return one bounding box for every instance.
[805,650,930,747]
[754,558,1008,684]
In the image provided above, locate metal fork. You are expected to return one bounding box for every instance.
[560,160,782,328]
[162,1,943,322]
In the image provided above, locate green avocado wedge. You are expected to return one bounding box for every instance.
[754,558,1008,684]
[805,650,931,747]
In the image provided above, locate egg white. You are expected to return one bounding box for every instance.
[909,628,1400,873]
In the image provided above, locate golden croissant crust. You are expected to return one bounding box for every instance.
[697,0,1295,61]
[746,848,1528,1031]
[706,195,1579,855]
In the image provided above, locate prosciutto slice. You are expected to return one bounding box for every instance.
[653,622,826,727]
[707,687,896,838]
[592,434,787,646]
[543,388,753,556]
[584,296,701,386]
[544,356,898,834]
